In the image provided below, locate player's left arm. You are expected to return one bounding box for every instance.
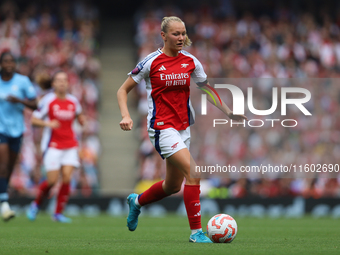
[6,76,38,110]
[6,96,37,110]
[76,113,86,126]
[74,97,85,126]
[197,81,248,121]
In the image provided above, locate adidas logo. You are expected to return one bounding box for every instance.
[194,211,201,217]
[159,65,166,71]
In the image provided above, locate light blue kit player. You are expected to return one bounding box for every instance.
[0,52,37,221]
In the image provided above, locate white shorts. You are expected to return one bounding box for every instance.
[43,147,80,171]
[148,127,190,159]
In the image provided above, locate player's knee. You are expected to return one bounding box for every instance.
[166,185,181,194]
[62,175,72,183]
[47,178,58,186]
[172,186,181,194]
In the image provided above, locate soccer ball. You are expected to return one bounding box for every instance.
[206,214,238,243]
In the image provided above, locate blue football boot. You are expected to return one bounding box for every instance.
[126,193,141,231]
[189,230,213,243]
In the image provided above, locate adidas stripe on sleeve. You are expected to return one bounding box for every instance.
[128,51,161,84]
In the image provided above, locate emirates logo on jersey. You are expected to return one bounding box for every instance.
[160,73,189,80]
[53,105,60,111]
[53,109,75,120]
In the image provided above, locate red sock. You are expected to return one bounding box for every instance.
[138,180,169,206]
[55,183,70,214]
[35,180,52,206]
[184,184,202,230]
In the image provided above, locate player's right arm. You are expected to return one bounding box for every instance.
[119,52,152,131]
[31,93,59,129]
[117,76,138,131]
[31,117,60,129]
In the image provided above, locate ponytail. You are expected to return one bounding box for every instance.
[35,72,52,90]
[184,34,192,47]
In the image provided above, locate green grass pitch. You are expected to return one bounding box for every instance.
[1,214,339,255]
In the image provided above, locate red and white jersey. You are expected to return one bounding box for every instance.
[128,49,207,131]
[33,92,82,152]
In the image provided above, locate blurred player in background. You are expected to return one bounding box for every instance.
[0,51,37,222]
[35,72,54,99]
[26,71,85,223]
[117,16,247,242]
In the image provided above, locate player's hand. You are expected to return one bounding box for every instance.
[77,114,86,126]
[228,112,248,122]
[120,116,133,131]
[6,95,22,103]
[48,119,60,129]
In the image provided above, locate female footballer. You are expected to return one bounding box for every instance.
[117,16,247,242]
[26,71,85,223]
[0,51,37,221]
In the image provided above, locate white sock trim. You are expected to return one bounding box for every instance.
[1,201,10,213]
[135,196,141,208]
[191,228,202,235]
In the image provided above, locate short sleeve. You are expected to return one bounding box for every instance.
[66,95,82,115]
[190,58,208,86]
[127,61,150,84]
[23,77,37,100]
[127,51,161,84]
[75,98,82,115]
[33,94,51,119]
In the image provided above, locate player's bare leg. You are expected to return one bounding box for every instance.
[126,153,184,231]
[27,170,59,221]
[163,159,184,194]
[52,165,73,223]
[166,148,212,243]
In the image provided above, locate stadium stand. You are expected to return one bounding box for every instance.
[0,0,101,197]
[131,1,340,198]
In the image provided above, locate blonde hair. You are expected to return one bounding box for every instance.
[161,16,192,47]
